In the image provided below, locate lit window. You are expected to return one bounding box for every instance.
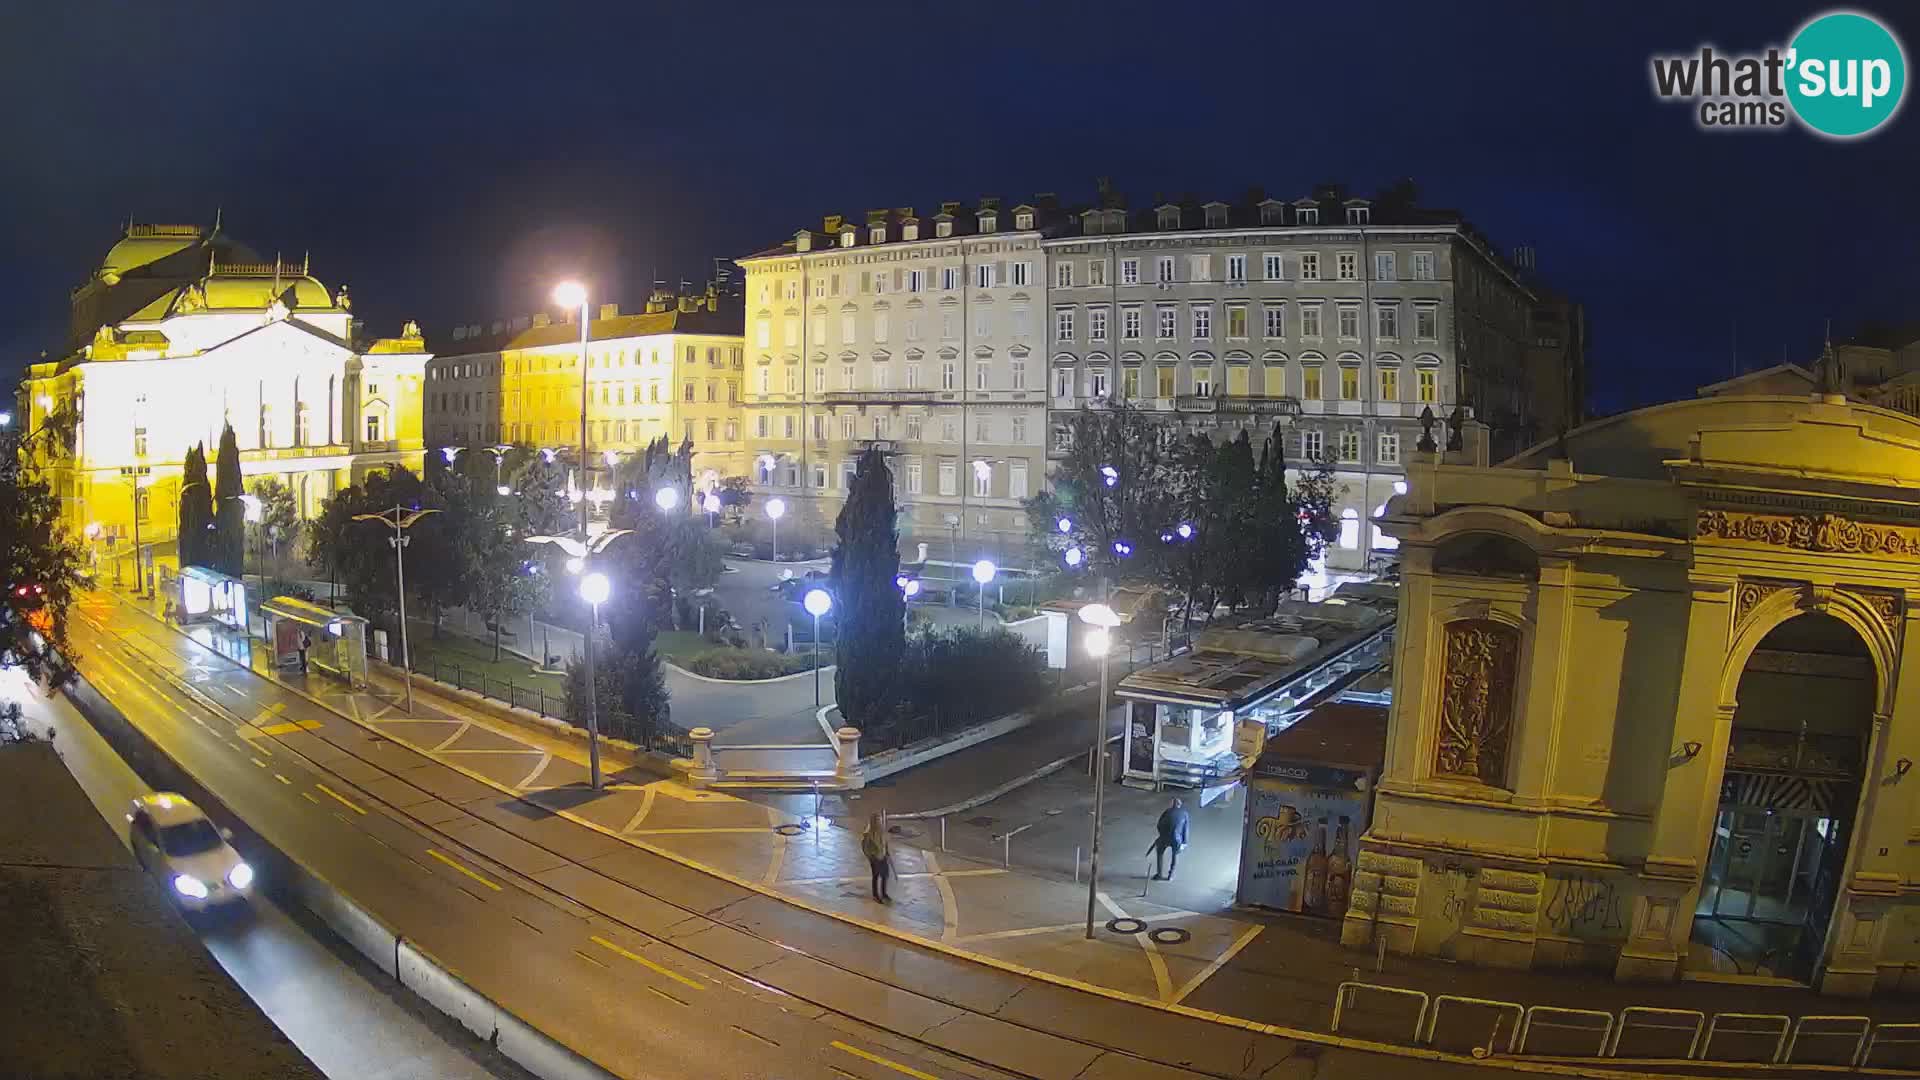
[1303,365,1324,399]
[1338,429,1361,462]
[1380,368,1399,401]
[1340,366,1360,400]
[1418,368,1438,403]
[1227,305,1248,339]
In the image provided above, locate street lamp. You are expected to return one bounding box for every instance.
[554,280,592,542]
[0,411,11,427]
[483,444,512,495]
[1064,546,1083,568]
[765,497,786,561]
[971,559,997,629]
[897,575,920,631]
[235,493,263,592]
[803,587,832,706]
[654,486,680,513]
[525,528,633,790]
[1078,600,1121,939]
[702,492,721,528]
[1057,516,1073,534]
[350,506,441,715]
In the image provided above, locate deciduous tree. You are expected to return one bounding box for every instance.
[0,425,85,685]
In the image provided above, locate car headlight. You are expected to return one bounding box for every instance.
[227,862,253,890]
[172,874,209,899]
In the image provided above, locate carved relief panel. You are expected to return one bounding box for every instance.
[1433,619,1521,786]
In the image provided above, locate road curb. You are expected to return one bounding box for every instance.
[890,732,1122,819]
[663,658,835,686]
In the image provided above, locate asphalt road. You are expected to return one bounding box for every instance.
[6,668,531,1080]
[60,591,1515,1080]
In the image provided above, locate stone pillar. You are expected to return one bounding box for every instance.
[835,726,863,789]
[1617,575,1733,983]
[1510,556,1573,802]
[688,726,718,786]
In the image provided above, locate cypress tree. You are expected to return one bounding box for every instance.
[177,443,213,569]
[831,446,905,727]
[213,423,245,576]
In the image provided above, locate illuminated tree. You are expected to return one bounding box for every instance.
[212,423,244,576]
[0,424,85,686]
[177,444,213,569]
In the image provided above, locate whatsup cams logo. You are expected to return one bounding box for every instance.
[1650,10,1906,138]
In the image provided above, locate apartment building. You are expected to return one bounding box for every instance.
[1044,181,1539,571]
[426,285,746,489]
[736,200,1056,561]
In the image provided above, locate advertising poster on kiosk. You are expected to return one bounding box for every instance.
[1238,761,1372,919]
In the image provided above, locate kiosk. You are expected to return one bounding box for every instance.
[1237,701,1386,921]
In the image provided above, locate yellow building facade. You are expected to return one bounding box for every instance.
[20,221,427,575]
[426,287,745,489]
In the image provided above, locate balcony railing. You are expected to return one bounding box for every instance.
[820,389,939,406]
[1175,394,1303,417]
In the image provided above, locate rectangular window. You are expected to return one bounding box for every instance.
[941,267,960,290]
[1415,305,1438,341]
[813,366,826,394]
[1053,424,1072,451]
[1301,304,1323,339]
[1156,367,1175,398]
[1053,368,1072,400]
[1010,415,1027,444]
[725,420,738,441]
[1379,367,1399,401]
[1189,255,1210,282]
[756,415,769,438]
[908,269,924,293]
[942,362,956,390]
[755,320,771,348]
[1337,252,1358,281]
[1303,365,1323,399]
[1121,307,1141,341]
[684,420,696,442]
[1156,305,1176,340]
[974,415,990,443]
[1191,305,1212,340]
[1056,262,1074,288]
[1089,259,1106,286]
[1228,365,1249,396]
[975,263,994,288]
[1090,368,1110,398]
[843,364,856,388]
[783,318,800,347]
[1055,308,1075,342]
[874,415,889,439]
[1156,256,1175,283]
[363,413,380,442]
[1377,431,1400,465]
[907,460,923,494]
[1300,252,1320,281]
[1338,429,1360,462]
[1376,304,1399,340]
[1337,306,1360,340]
[906,361,921,389]
[813,414,826,440]
[705,419,717,441]
[1418,368,1437,403]
[1226,305,1248,339]
[841,414,855,440]
[1089,307,1108,342]
[1226,254,1246,283]
[975,361,990,390]
[873,312,889,343]
[785,415,797,439]
[941,313,957,341]
[939,462,957,496]
[684,381,696,401]
[941,416,957,443]
[1010,461,1029,499]
[1412,252,1436,281]
[1340,366,1359,400]
[1263,304,1285,339]
[1374,252,1396,281]
[905,414,923,440]
[1301,429,1324,460]
[974,310,991,338]
[1010,358,1027,390]
[1120,258,1140,285]
[872,364,889,390]
[973,462,992,497]
[812,463,828,490]
[1193,368,1213,397]
[1263,253,1284,281]
[1011,261,1030,286]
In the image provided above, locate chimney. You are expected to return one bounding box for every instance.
[940,201,962,216]
[532,312,552,328]
[1035,193,1059,211]
[823,214,843,233]
[977,196,1000,212]
[452,326,467,342]
[598,302,619,320]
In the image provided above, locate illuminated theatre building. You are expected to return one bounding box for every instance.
[1346,374,1920,994]
[19,221,428,572]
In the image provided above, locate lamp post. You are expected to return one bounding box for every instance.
[654,486,680,514]
[1078,601,1120,938]
[702,492,721,529]
[485,444,512,496]
[121,466,152,597]
[971,559,997,629]
[350,506,440,715]
[897,575,920,632]
[766,497,786,561]
[554,280,592,543]
[524,528,633,790]
[234,493,263,592]
[803,587,832,707]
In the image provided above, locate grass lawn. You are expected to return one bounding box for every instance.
[406,620,563,691]
[653,630,709,662]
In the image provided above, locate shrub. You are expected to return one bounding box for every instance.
[891,625,1047,736]
[681,648,825,680]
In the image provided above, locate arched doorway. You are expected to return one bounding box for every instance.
[1691,613,1873,983]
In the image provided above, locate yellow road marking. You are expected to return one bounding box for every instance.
[250,757,268,768]
[425,848,501,891]
[829,1041,939,1080]
[300,791,321,804]
[1173,923,1264,1005]
[589,935,705,991]
[256,719,324,737]
[273,773,292,785]
[314,783,366,815]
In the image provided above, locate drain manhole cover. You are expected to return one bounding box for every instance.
[964,816,995,827]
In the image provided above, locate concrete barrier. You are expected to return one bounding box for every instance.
[397,939,498,1043]
[861,708,1036,783]
[289,867,399,979]
[496,1009,619,1080]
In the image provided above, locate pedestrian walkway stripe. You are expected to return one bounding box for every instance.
[426,848,501,891]
[829,1041,939,1080]
[589,934,705,991]
[314,783,366,815]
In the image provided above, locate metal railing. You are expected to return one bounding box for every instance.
[1329,980,1906,1069]
[409,654,693,757]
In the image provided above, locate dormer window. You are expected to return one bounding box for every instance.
[936,219,953,238]
[1346,206,1371,225]
[870,225,887,244]
[840,229,856,248]
[1260,203,1284,226]
[1298,206,1321,225]
[902,221,920,241]
[978,213,997,234]
[1015,211,1034,230]
[1157,207,1180,229]
[1204,205,1228,228]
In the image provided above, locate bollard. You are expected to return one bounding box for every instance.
[940,815,947,852]
[689,727,718,785]
[1074,845,1081,884]
[1141,856,1153,897]
[834,726,863,788]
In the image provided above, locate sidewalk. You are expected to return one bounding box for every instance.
[101,588,1920,1067]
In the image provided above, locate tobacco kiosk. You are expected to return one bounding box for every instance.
[1236,701,1387,921]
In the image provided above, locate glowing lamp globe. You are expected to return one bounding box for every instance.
[803,588,833,617]
[553,281,588,309]
[579,571,611,606]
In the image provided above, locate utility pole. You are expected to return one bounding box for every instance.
[351,506,439,714]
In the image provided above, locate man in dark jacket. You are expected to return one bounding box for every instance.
[1148,797,1190,881]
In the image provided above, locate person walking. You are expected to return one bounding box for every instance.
[297,630,312,674]
[1148,796,1190,881]
[861,812,893,903]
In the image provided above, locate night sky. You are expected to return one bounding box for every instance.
[4,1,1917,414]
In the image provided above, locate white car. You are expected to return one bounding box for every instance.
[127,792,253,910]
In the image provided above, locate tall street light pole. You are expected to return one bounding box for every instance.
[351,506,439,715]
[972,559,996,630]
[803,587,832,707]
[525,527,634,790]
[1079,600,1119,939]
[555,281,592,545]
[766,497,786,561]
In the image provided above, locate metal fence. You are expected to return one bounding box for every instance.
[410,654,693,758]
[1328,979,1914,1069]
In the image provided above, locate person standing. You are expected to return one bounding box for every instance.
[861,812,893,903]
[1148,796,1190,881]
[297,630,312,674]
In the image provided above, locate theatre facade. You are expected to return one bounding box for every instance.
[1345,387,1920,995]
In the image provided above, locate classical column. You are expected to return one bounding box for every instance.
[1510,555,1573,801]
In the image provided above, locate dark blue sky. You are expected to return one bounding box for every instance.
[4,1,1916,413]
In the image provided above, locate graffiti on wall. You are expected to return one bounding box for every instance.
[1543,872,1629,940]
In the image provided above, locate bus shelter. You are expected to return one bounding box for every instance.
[174,565,247,631]
[259,596,368,688]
